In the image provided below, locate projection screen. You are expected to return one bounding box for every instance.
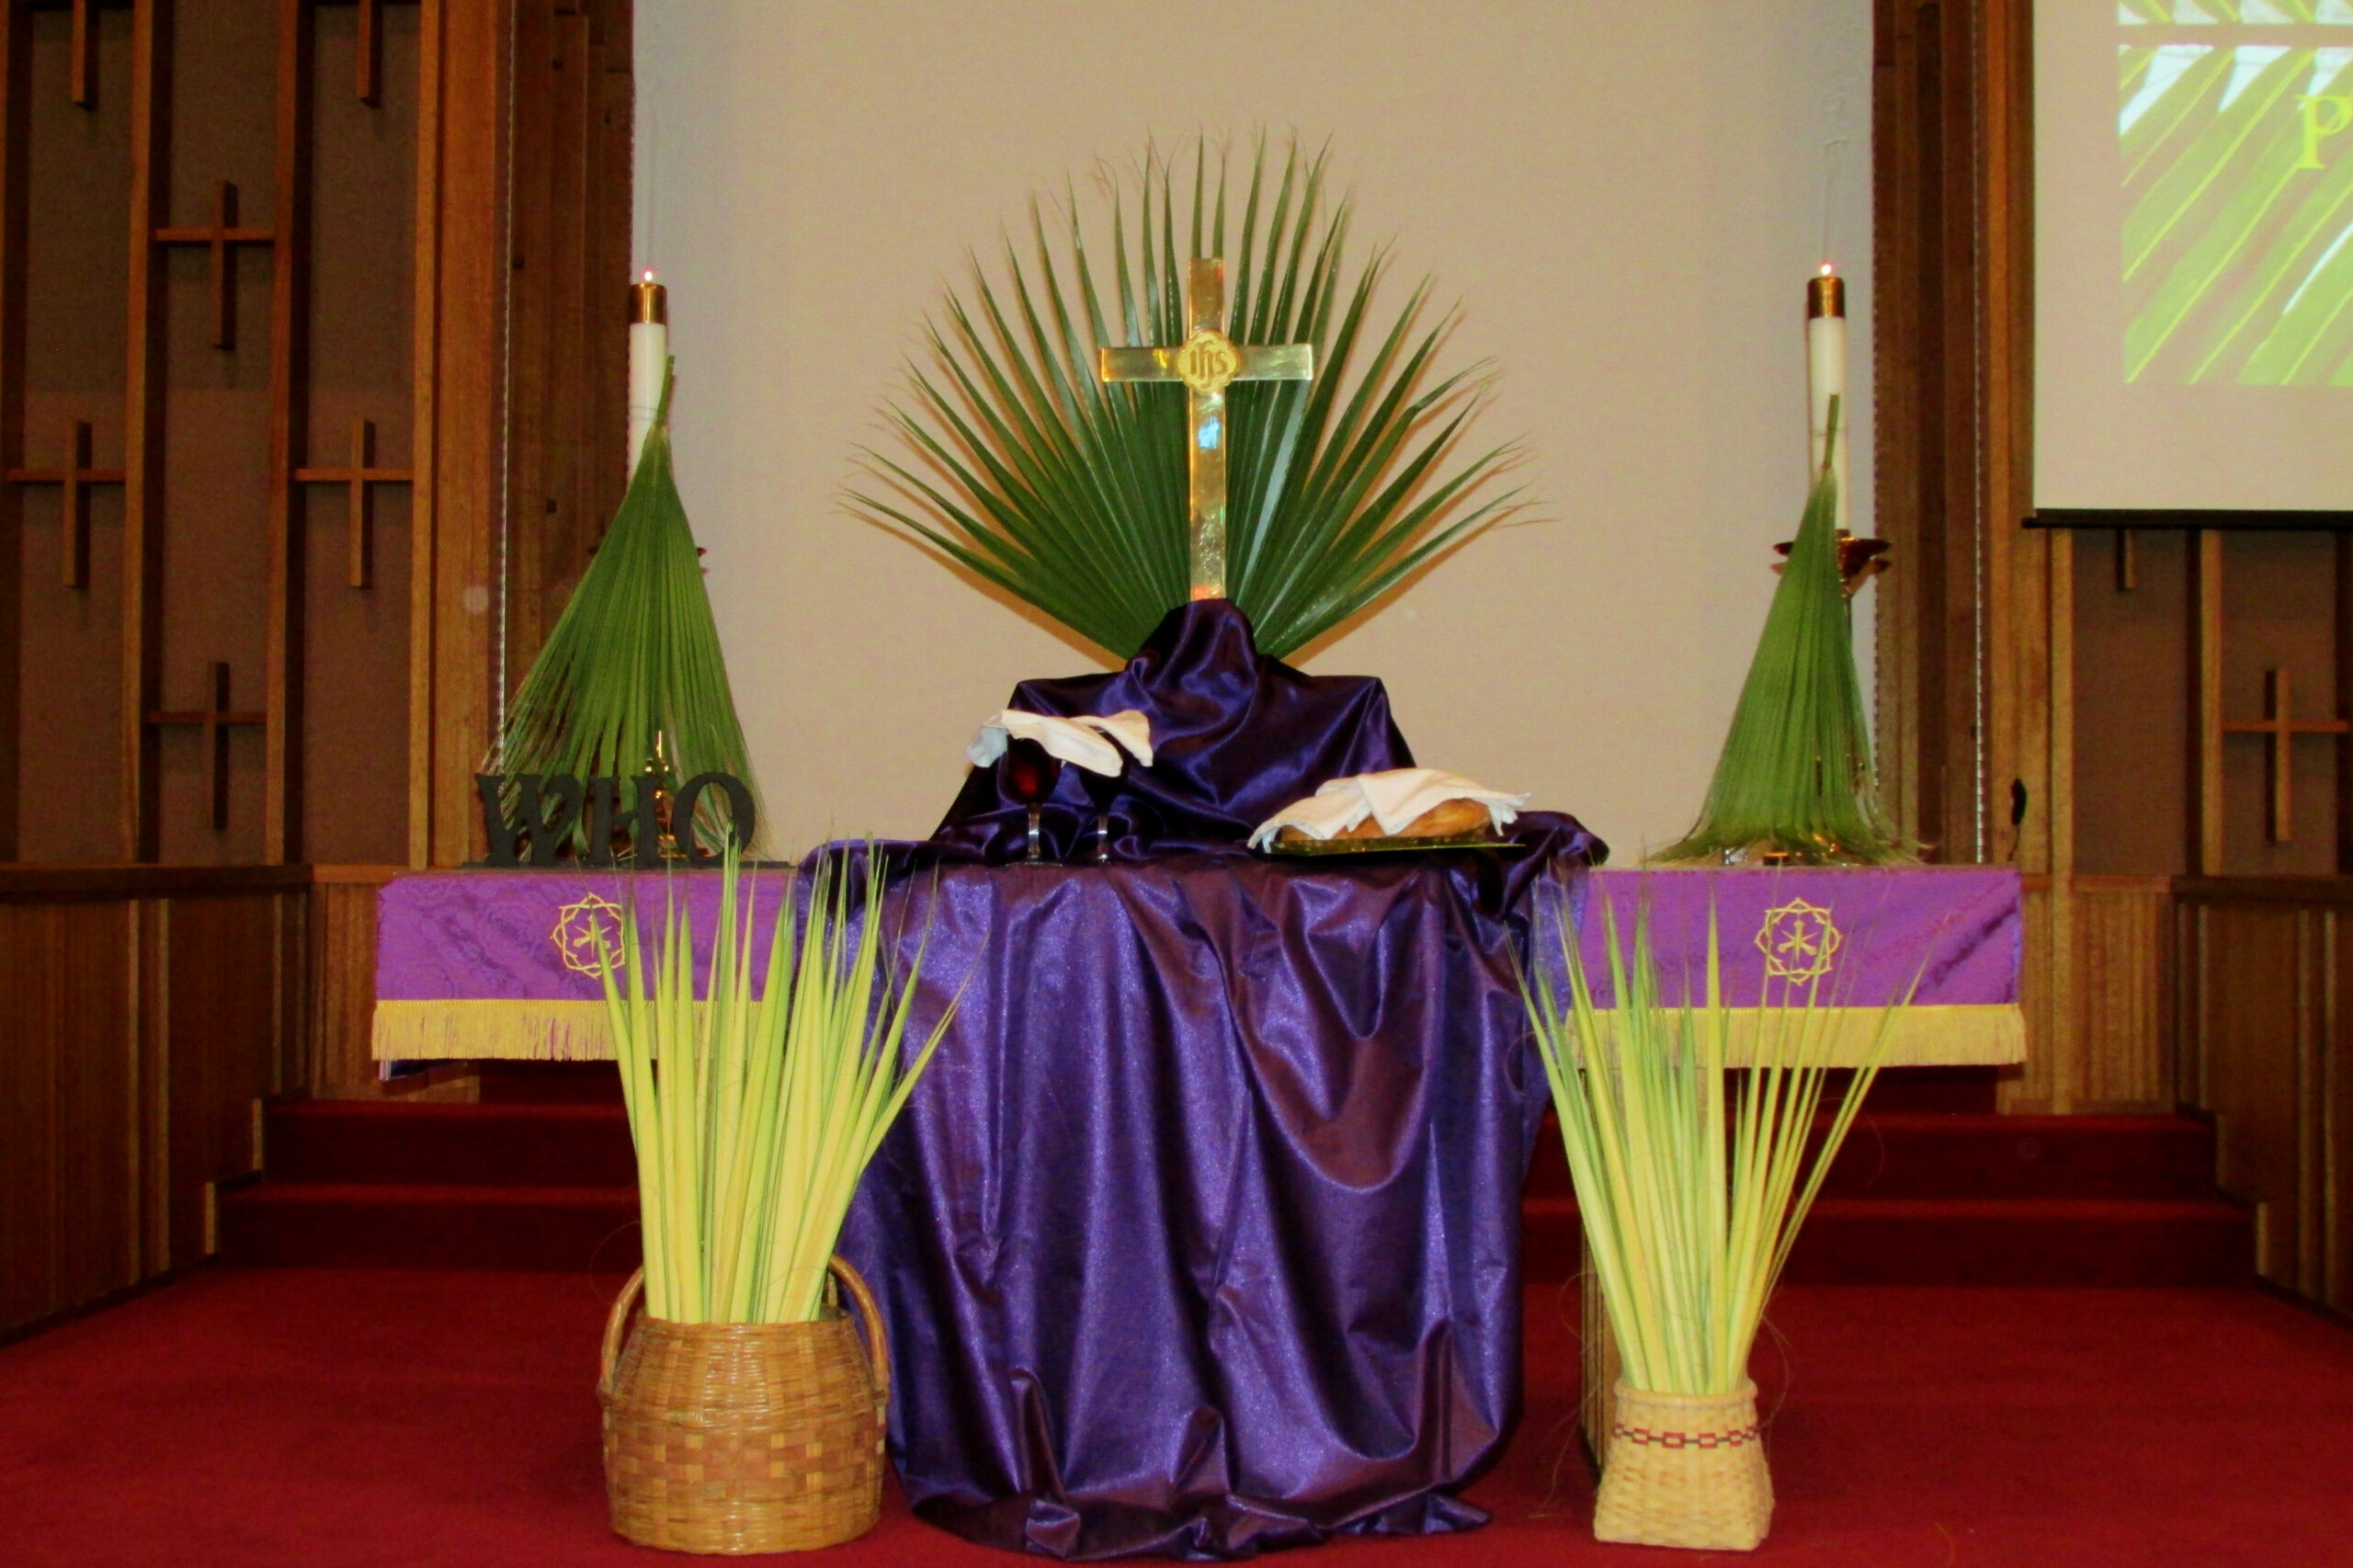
[2037,0,2353,513]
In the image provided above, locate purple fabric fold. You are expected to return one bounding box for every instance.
[835,850,1566,1559]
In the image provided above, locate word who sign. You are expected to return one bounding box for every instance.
[473,771,756,868]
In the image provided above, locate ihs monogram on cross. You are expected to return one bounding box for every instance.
[1097,258,1314,601]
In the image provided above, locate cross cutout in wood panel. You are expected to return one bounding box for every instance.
[2222,665,2348,843]
[295,418,413,587]
[357,0,383,103]
[154,181,275,350]
[7,421,125,588]
[70,0,97,107]
[148,662,267,832]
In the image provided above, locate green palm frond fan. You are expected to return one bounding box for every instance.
[851,134,1521,662]
[493,370,761,857]
[1654,402,1908,866]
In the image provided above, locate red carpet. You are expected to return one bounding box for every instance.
[3,1267,2350,1565]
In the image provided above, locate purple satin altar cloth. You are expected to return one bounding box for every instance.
[931,600,1589,884]
[874,599,1603,1557]
[934,600,1408,864]
[836,850,1586,1560]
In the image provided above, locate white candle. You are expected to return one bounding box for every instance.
[1806,264,1848,538]
[628,271,668,475]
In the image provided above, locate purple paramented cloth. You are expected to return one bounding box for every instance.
[369,865,2018,1014]
[1566,866,2022,1008]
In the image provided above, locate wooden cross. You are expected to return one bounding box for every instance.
[295,418,413,587]
[7,421,125,588]
[154,181,275,351]
[1098,258,1314,600]
[2221,665,2348,843]
[70,0,97,108]
[147,662,266,832]
[357,0,383,104]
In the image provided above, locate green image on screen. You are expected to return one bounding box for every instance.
[2122,0,2353,384]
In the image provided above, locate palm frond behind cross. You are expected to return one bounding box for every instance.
[852,135,1522,663]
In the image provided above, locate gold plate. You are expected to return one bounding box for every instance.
[1262,831,1529,858]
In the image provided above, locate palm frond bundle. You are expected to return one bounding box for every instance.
[851,135,1521,661]
[597,849,951,1324]
[1525,905,1893,1395]
[1654,406,1905,866]
[495,376,760,856]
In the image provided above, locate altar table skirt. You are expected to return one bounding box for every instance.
[830,852,1558,1559]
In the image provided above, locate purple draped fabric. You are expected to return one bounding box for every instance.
[839,854,1588,1560]
[830,600,1602,1558]
[933,600,1412,864]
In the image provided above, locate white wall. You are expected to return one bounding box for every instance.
[635,0,1873,858]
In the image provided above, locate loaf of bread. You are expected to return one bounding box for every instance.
[1276,796,1493,845]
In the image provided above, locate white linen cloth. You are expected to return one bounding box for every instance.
[967,709,1154,778]
[1247,767,1530,849]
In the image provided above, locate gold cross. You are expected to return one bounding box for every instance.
[1097,258,1313,601]
[2222,665,2349,843]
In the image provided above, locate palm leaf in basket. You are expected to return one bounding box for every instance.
[851,134,1522,661]
[597,847,952,1324]
[494,370,760,857]
[1524,902,1898,1396]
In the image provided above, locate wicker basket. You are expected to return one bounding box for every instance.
[1592,1378,1773,1551]
[597,1257,889,1554]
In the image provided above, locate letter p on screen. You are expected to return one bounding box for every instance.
[2298,95,2353,169]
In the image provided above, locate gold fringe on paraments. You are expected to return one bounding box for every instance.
[375,999,2024,1068]
[372,999,621,1062]
[598,1257,889,1554]
[1594,1381,1774,1551]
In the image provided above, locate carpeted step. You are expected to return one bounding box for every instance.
[265,1101,634,1187]
[1524,1113,2220,1202]
[1780,1197,2254,1287]
[473,1061,624,1104]
[1520,1193,2252,1287]
[1813,1115,2219,1200]
[216,1183,642,1272]
[1824,1065,2000,1114]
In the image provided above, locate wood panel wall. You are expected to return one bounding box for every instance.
[1,0,631,870]
[0,863,306,1335]
[2011,874,2173,1114]
[407,0,631,869]
[0,1,628,1335]
[2178,879,2351,1314]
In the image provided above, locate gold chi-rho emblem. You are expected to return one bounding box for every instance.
[551,893,625,977]
[1171,329,1243,395]
[1755,899,1841,982]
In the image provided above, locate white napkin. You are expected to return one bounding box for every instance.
[967,709,1154,778]
[1248,767,1529,848]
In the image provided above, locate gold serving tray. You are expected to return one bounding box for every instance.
[1262,831,1528,858]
